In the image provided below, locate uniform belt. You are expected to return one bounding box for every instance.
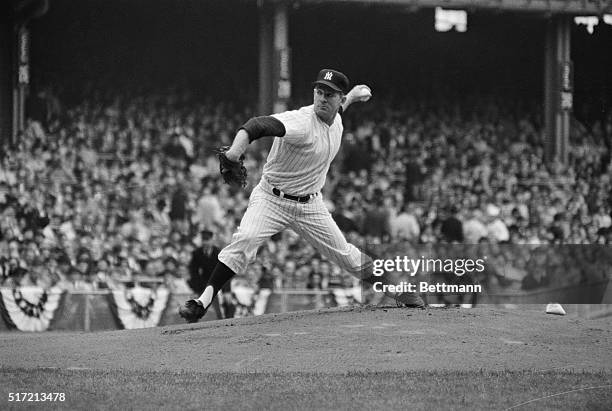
[272,187,315,203]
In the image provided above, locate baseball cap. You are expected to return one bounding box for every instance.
[313,69,350,94]
[201,229,213,240]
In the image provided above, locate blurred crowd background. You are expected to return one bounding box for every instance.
[1,0,611,306]
[0,85,610,299]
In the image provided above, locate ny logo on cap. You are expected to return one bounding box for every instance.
[324,72,333,80]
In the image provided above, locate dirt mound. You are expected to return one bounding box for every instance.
[1,307,610,373]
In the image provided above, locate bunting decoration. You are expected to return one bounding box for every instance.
[0,287,64,332]
[110,286,169,329]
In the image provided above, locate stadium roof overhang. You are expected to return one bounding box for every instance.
[283,0,612,15]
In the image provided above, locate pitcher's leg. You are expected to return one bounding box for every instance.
[290,199,371,275]
[179,188,290,322]
[218,190,289,275]
[292,200,424,307]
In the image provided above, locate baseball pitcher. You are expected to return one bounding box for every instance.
[179,69,424,322]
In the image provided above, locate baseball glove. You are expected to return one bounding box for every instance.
[216,146,247,188]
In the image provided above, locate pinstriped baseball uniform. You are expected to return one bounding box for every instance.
[178,71,423,323]
[218,104,369,276]
[264,105,342,195]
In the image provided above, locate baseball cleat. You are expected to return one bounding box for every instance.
[395,292,425,309]
[178,299,207,323]
[545,303,566,316]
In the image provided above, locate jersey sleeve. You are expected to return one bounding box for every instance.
[271,106,311,144]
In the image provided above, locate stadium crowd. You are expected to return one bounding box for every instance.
[0,87,610,301]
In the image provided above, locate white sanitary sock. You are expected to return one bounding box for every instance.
[198,285,214,309]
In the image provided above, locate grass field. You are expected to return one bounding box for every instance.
[1,368,611,410]
[0,306,610,410]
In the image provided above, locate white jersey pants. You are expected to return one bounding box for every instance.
[218,179,370,276]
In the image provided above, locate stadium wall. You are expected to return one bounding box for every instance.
[0,288,610,332]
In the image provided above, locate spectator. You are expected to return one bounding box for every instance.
[463,209,488,244]
[187,229,220,294]
[390,202,420,241]
[0,83,609,300]
[485,204,510,243]
[362,197,391,242]
[441,206,464,243]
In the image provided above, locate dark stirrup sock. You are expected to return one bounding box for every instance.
[209,261,236,292]
[198,261,236,308]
